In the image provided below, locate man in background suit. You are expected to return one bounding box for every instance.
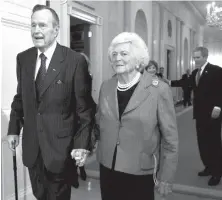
[171,69,192,107]
[177,47,222,186]
[156,66,164,78]
[7,4,95,199]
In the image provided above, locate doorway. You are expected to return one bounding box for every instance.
[70,16,91,58]
[166,49,173,79]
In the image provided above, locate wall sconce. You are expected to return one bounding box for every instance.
[88,31,92,38]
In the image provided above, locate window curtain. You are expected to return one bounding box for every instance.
[205,41,222,67]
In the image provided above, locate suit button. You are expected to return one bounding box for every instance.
[38,113,41,115]
[117,140,120,145]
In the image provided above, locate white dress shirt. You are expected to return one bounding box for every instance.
[199,61,208,75]
[35,41,57,79]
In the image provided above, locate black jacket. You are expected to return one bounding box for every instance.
[8,43,95,173]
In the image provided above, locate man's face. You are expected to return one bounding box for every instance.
[159,67,164,74]
[186,69,190,75]
[31,9,59,52]
[193,51,207,68]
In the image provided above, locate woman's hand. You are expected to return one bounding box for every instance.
[155,181,173,197]
[71,149,89,167]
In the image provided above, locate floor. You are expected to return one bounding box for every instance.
[71,178,220,200]
[80,105,222,200]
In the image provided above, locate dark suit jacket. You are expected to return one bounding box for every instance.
[171,73,192,92]
[8,43,95,173]
[191,63,222,120]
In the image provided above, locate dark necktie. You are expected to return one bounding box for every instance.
[36,53,47,99]
[196,68,201,85]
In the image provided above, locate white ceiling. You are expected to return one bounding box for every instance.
[190,1,222,43]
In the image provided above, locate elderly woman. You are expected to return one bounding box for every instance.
[146,60,159,76]
[95,32,178,200]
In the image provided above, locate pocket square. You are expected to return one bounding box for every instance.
[56,80,63,84]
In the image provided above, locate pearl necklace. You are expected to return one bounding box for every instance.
[117,72,141,91]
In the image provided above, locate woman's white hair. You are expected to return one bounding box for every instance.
[108,32,149,71]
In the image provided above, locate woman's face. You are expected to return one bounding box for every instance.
[147,65,157,75]
[111,43,137,75]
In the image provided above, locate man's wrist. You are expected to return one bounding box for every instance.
[214,106,221,110]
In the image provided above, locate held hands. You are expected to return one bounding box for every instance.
[155,181,173,198]
[71,149,89,167]
[7,135,19,151]
[211,107,221,119]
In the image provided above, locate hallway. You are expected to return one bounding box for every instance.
[81,106,222,200]
[175,107,222,190]
[70,178,220,200]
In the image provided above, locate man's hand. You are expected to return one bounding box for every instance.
[162,77,170,85]
[71,149,89,167]
[211,107,221,119]
[7,135,19,151]
[155,181,173,198]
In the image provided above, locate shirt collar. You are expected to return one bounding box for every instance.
[37,40,57,60]
[200,61,208,72]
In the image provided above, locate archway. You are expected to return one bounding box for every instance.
[135,9,148,45]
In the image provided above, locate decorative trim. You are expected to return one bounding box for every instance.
[73,0,95,11]
[187,2,205,21]
[168,20,172,38]
[1,17,30,30]
[68,3,103,25]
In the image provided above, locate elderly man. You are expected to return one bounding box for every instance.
[7,4,95,200]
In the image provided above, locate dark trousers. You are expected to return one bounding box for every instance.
[28,150,74,200]
[196,118,222,176]
[183,89,192,106]
[100,164,154,200]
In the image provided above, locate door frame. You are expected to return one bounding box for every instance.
[58,1,103,103]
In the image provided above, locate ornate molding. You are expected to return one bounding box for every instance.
[1,17,30,30]
[68,4,102,25]
[186,2,205,24]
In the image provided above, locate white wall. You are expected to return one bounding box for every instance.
[1,1,45,200]
[131,1,152,57]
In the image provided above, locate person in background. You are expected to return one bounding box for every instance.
[171,69,193,107]
[156,66,164,78]
[189,47,222,186]
[145,60,159,76]
[6,4,95,199]
[95,32,178,200]
[167,46,222,186]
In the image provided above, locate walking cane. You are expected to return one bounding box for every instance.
[12,140,18,200]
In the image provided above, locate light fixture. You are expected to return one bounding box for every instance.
[206,2,222,30]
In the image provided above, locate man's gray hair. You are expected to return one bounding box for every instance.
[32,4,60,27]
[108,32,149,71]
[194,46,208,58]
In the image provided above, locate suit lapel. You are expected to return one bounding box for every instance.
[198,64,210,86]
[39,43,66,97]
[25,48,38,99]
[123,71,152,114]
[106,77,119,120]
